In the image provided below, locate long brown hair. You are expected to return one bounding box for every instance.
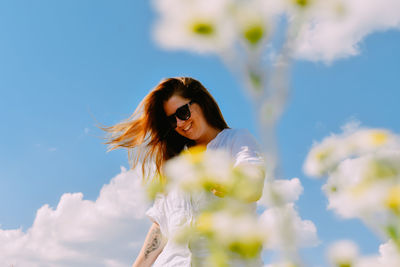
[103,77,229,179]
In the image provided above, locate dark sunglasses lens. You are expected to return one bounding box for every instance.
[176,104,190,120]
[166,103,191,129]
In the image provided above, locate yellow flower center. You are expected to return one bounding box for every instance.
[294,0,309,7]
[196,212,213,233]
[369,160,398,180]
[315,149,331,162]
[370,131,388,146]
[183,145,206,164]
[385,186,400,213]
[192,22,214,35]
[243,24,264,45]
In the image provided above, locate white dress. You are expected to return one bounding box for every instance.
[146,128,264,267]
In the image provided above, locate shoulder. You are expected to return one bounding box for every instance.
[215,128,262,162]
[208,128,262,158]
[208,128,249,149]
[216,128,255,141]
[227,128,264,166]
[228,128,259,148]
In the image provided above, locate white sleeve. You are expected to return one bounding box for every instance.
[231,129,264,167]
[145,194,168,237]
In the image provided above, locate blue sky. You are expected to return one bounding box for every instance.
[0,0,399,266]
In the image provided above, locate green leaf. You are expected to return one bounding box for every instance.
[248,70,263,91]
[386,225,400,250]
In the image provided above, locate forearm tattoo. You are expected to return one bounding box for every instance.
[144,226,161,259]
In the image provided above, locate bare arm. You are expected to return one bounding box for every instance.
[132,222,166,267]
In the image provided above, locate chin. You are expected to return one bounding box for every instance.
[177,131,191,140]
[180,128,195,139]
[184,133,195,140]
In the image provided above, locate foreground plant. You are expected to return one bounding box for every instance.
[305,127,400,265]
[145,147,317,266]
[151,1,340,264]
[150,0,400,265]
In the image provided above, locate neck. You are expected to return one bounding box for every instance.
[196,127,222,146]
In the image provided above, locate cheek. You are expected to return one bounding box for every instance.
[191,114,201,128]
[192,108,205,124]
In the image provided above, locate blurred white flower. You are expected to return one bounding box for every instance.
[163,149,203,192]
[152,0,235,53]
[323,151,400,219]
[190,208,266,262]
[304,128,400,177]
[305,126,400,262]
[153,0,400,62]
[164,147,265,202]
[327,240,359,267]
[151,0,400,264]
[206,210,267,246]
[202,149,236,185]
[231,0,274,47]
[164,148,319,261]
[164,147,235,193]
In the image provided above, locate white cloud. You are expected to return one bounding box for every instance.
[377,240,400,267]
[0,167,151,267]
[259,203,319,250]
[257,178,318,251]
[294,0,400,62]
[259,178,304,207]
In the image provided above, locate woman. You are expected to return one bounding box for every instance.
[104,77,264,266]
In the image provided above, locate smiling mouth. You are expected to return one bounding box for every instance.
[183,122,192,132]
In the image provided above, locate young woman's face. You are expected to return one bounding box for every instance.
[163,95,210,144]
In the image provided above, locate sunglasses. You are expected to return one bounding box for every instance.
[166,100,194,128]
